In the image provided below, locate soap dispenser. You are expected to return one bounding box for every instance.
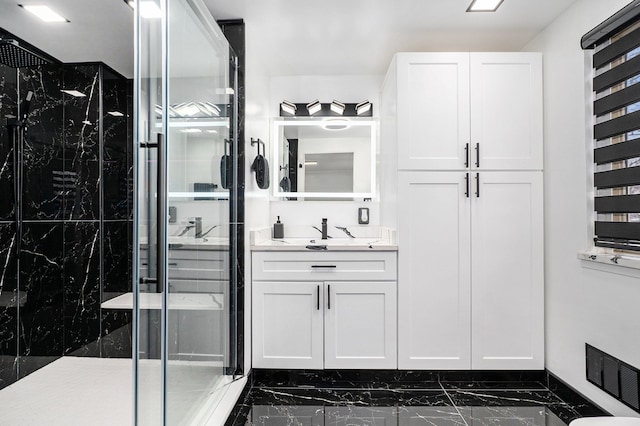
[273,216,284,239]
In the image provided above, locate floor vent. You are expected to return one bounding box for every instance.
[586,344,640,413]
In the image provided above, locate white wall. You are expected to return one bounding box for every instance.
[525,0,640,416]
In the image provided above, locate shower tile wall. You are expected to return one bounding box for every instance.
[0,63,18,389]
[0,55,133,389]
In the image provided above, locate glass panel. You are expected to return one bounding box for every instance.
[166,0,232,423]
[134,0,164,423]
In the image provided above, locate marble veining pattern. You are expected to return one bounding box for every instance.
[228,371,609,426]
[0,51,134,389]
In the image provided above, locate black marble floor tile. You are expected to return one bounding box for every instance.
[446,389,567,407]
[228,375,610,426]
[246,387,451,407]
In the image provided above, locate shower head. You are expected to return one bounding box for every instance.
[0,39,52,68]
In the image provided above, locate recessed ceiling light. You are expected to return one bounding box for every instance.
[355,100,372,116]
[19,4,69,22]
[467,0,505,12]
[61,90,86,97]
[108,111,124,117]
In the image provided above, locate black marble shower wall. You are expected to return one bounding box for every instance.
[0,60,133,389]
[0,63,18,389]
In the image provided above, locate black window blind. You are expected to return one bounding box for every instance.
[587,14,640,252]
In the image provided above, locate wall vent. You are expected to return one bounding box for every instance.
[586,344,640,413]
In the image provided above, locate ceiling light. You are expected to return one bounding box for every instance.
[330,100,345,115]
[467,0,504,12]
[306,100,322,115]
[61,90,86,97]
[139,1,162,19]
[355,100,372,116]
[304,161,318,166]
[108,111,124,117]
[19,4,69,22]
[280,100,297,115]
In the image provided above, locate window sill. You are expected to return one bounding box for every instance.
[578,249,640,278]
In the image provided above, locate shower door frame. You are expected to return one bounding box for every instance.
[132,0,240,423]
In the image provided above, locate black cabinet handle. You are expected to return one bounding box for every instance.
[317,285,320,310]
[311,265,336,268]
[327,285,331,309]
[465,173,469,198]
[464,143,469,167]
[475,143,480,168]
[157,133,166,293]
[475,173,480,198]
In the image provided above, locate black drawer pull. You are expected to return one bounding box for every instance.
[311,265,336,268]
[327,284,331,309]
[317,285,320,310]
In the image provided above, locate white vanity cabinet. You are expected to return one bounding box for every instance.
[252,250,397,369]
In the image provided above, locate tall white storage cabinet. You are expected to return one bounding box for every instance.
[381,52,544,370]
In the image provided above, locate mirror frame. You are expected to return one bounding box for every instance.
[271,118,377,199]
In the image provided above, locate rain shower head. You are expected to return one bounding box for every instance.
[0,39,52,68]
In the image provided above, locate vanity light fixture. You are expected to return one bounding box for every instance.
[306,99,322,115]
[330,100,345,115]
[280,100,297,115]
[19,4,69,22]
[61,89,86,97]
[355,100,372,116]
[466,0,505,12]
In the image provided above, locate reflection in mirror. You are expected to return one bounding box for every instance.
[273,119,376,200]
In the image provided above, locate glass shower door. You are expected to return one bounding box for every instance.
[134,0,237,423]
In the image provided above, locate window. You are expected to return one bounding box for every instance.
[589,21,640,251]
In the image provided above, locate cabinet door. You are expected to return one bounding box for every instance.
[397,53,470,170]
[398,172,471,369]
[324,281,397,369]
[252,281,323,369]
[471,171,544,369]
[470,53,543,170]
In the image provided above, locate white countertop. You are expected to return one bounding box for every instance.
[138,236,230,249]
[250,226,397,251]
[101,292,224,310]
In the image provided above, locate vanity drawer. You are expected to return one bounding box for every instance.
[252,251,397,281]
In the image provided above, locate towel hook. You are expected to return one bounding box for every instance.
[250,138,265,156]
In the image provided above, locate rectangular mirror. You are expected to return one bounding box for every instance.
[272,119,376,200]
